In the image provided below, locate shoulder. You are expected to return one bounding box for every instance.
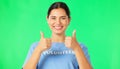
[29,41,39,50]
[77,42,91,63]
[78,42,87,48]
[78,42,88,52]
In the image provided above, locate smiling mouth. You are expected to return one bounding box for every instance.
[54,26,63,30]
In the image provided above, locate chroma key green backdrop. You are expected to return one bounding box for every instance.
[0,0,120,69]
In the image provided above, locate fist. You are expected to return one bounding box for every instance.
[65,30,79,50]
[38,31,51,52]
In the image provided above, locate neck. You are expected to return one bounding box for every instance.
[51,33,65,43]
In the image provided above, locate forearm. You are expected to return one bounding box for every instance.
[23,46,42,69]
[74,44,92,69]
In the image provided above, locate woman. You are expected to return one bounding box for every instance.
[23,2,92,69]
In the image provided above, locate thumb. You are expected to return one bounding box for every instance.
[72,30,76,38]
[40,31,44,38]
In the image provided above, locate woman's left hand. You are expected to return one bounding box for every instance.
[65,30,80,51]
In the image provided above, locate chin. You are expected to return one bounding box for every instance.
[52,30,65,35]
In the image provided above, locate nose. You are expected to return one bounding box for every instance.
[56,18,61,24]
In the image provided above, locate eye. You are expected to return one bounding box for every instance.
[61,17,66,20]
[51,17,56,20]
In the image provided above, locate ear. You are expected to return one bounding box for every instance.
[68,18,71,25]
[46,16,49,23]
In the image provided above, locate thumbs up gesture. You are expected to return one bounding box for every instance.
[38,32,51,52]
[65,30,79,51]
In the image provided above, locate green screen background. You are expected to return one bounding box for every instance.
[0,0,120,69]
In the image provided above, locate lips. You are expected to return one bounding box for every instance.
[54,26,63,30]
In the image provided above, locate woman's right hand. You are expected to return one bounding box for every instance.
[23,32,51,69]
[38,32,51,52]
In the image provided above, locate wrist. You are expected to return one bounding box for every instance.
[73,42,80,51]
[36,45,43,54]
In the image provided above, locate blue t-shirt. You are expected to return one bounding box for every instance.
[23,42,90,69]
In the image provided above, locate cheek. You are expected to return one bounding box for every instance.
[63,20,69,27]
[65,19,70,24]
[48,23,53,29]
[48,19,55,23]
[48,20,54,26]
[48,23,54,30]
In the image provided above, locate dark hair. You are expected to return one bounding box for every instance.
[47,2,70,18]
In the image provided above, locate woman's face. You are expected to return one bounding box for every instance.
[47,8,70,35]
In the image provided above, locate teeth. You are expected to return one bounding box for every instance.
[54,26,62,30]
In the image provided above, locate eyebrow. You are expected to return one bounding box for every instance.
[50,16,67,18]
[61,16,67,18]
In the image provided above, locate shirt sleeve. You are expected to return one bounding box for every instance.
[73,42,91,69]
[22,42,39,68]
[79,43,91,63]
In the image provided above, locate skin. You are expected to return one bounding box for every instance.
[23,8,92,69]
